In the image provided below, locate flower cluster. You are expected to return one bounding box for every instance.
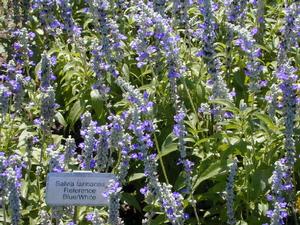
[266,6,300,210]
[0,29,34,114]
[272,1,299,164]
[86,209,105,225]
[79,111,120,172]
[90,43,111,99]
[11,28,35,68]
[79,112,96,170]
[172,0,193,26]
[95,125,110,172]
[56,0,81,39]
[173,109,187,158]
[141,181,185,225]
[224,0,249,79]
[39,210,51,225]
[265,84,281,119]
[225,159,238,225]
[40,86,57,128]
[89,0,126,63]
[196,0,217,60]
[92,114,129,225]
[39,53,58,131]
[227,23,262,92]
[196,0,232,100]
[173,107,194,193]
[116,77,185,224]
[13,73,26,112]
[2,61,28,113]
[47,145,65,173]
[89,0,126,98]
[32,0,62,36]
[160,186,184,224]
[39,53,56,90]
[64,136,76,168]
[267,3,299,205]
[0,84,11,121]
[224,0,248,25]
[107,113,134,180]
[278,2,300,63]
[91,77,155,224]
[7,168,22,225]
[105,180,123,225]
[88,0,110,37]
[0,153,24,225]
[116,132,132,181]
[153,0,167,15]
[266,158,291,225]
[132,1,185,107]
[130,8,157,69]
[132,2,184,77]
[276,62,297,170]
[251,0,265,34]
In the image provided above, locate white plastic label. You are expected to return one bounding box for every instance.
[46,172,115,206]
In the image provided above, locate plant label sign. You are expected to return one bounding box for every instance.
[46,172,115,206]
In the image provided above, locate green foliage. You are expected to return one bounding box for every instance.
[1,0,300,225]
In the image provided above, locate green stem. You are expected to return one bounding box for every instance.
[112,148,121,174]
[24,160,32,199]
[225,30,233,80]
[154,133,169,185]
[37,173,42,205]
[191,197,201,225]
[0,125,2,149]
[73,206,77,223]
[5,114,15,152]
[291,173,299,225]
[246,159,251,219]
[182,32,198,119]
[39,130,46,165]
[2,193,6,225]
[182,78,198,118]
[293,207,299,225]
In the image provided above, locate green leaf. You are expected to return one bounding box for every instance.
[237,220,248,225]
[256,44,270,53]
[90,89,104,117]
[83,18,94,29]
[128,173,145,182]
[254,113,277,131]
[17,130,31,147]
[35,28,44,35]
[249,164,272,198]
[0,43,5,53]
[122,64,130,77]
[158,133,178,158]
[68,100,85,128]
[193,160,228,191]
[55,112,67,128]
[209,99,239,114]
[62,62,76,74]
[21,180,29,200]
[150,214,168,225]
[174,171,186,190]
[121,193,142,212]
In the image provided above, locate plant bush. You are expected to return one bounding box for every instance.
[0,0,300,224]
